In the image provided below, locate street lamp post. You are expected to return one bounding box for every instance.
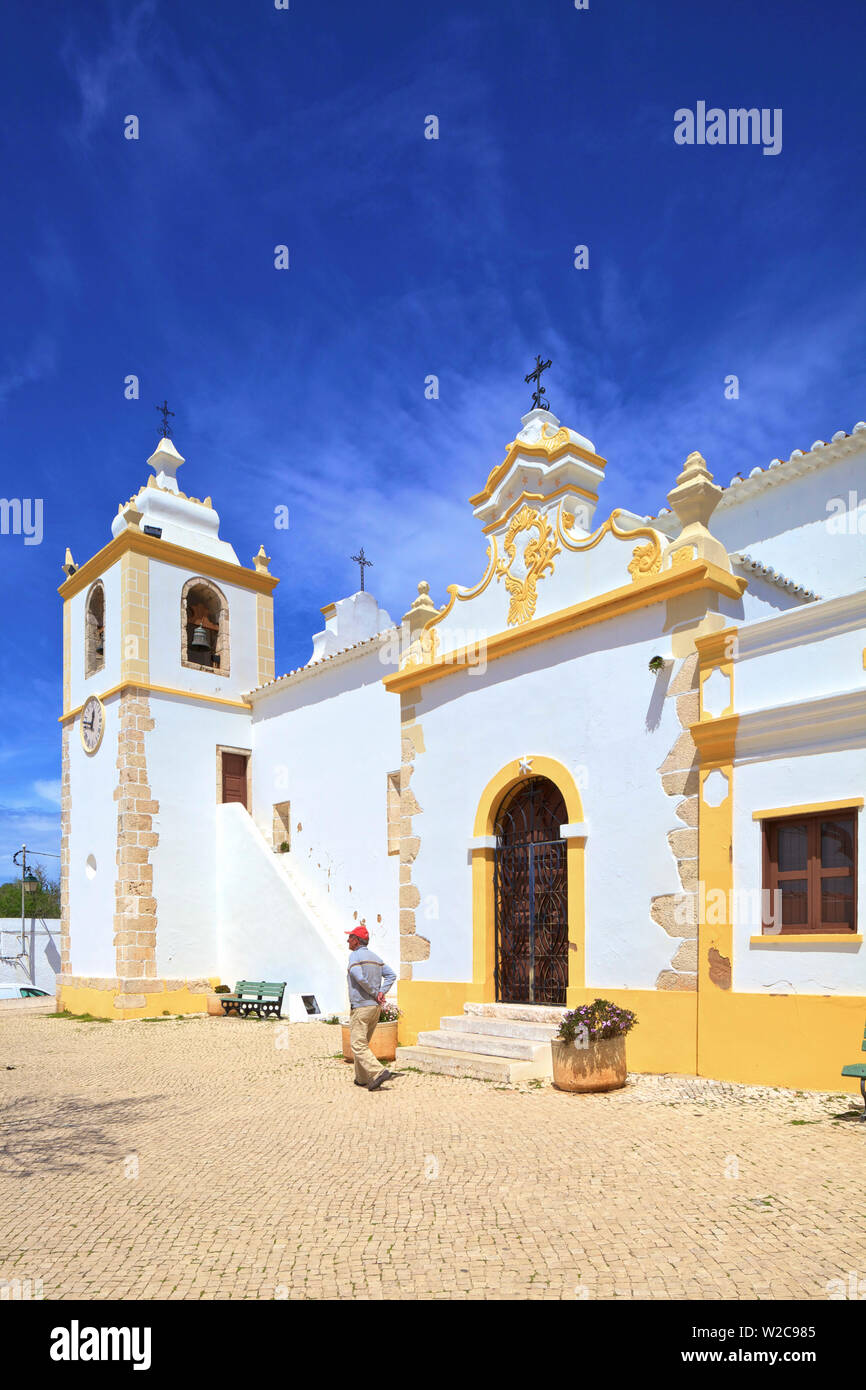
[8,844,61,964]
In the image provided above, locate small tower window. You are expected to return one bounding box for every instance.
[181,577,230,675]
[84,581,105,679]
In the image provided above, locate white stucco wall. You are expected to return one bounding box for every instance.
[250,646,401,974]
[733,751,866,994]
[67,562,122,713]
[67,695,122,976]
[732,593,866,715]
[215,803,347,1013]
[0,919,61,993]
[147,694,253,979]
[712,442,866,600]
[409,603,686,990]
[147,562,260,697]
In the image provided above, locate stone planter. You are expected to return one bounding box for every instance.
[551,1035,627,1093]
[341,1020,398,1063]
[206,994,227,1017]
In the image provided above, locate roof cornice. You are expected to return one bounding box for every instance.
[58,528,279,600]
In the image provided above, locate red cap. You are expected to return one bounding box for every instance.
[346,925,369,943]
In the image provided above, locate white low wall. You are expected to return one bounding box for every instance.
[0,918,61,994]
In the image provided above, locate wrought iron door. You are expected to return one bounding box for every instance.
[493,777,568,1004]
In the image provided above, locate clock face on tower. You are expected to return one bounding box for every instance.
[80,695,105,754]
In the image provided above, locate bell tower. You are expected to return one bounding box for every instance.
[58,434,279,1018]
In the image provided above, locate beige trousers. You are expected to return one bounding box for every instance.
[349,1005,385,1085]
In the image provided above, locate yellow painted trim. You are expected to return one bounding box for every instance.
[385,559,746,695]
[752,798,864,821]
[60,681,252,723]
[320,603,336,619]
[58,528,279,600]
[397,982,866,1093]
[749,934,862,945]
[555,504,664,570]
[695,625,738,667]
[469,435,608,508]
[691,714,738,767]
[480,484,597,535]
[693,991,866,1094]
[397,983,698,1075]
[59,981,212,1021]
[62,598,71,715]
[120,548,149,686]
[699,666,734,719]
[471,756,586,1000]
[418,537,499,635]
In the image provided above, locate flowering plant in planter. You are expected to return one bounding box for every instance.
[377,1002,402,1023]
[557,998,637,1045]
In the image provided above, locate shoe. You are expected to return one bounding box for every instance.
[368,1069,394,1091]
[354,1080,366,1087]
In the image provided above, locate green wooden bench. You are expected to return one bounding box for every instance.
[841,1019,866,1121]
[220,980,286,1019]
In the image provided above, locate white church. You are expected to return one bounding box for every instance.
[58,396,866,1093]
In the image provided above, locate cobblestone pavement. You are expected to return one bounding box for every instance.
[0,1016,864,1301]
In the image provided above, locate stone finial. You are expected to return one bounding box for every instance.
[253,544,271,574]
[62,546,77,577]
[402,580,438,637]
[121,502,143,531]
[662,451,731,572]
[146,437,186,494]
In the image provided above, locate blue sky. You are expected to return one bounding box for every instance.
[1,0,865,876]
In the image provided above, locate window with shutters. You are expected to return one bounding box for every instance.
[761,811,857,934]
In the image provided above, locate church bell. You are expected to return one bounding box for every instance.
[190,624,212,653]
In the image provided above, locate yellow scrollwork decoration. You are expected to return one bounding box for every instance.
[495,504,560,626]
[556,505,663,583]
[627,541,662,581]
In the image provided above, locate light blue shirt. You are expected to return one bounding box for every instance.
[348,947,396,1009]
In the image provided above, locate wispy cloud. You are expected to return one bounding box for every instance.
[0,334,57,410]
[61,0,156,141]
[34,780,62,806]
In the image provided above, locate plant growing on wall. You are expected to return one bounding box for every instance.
[648,654,666,673]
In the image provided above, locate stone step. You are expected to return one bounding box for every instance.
[440,1014,560,1043]
[396,1045,549,1084]
[416,1027,551,1062]
[463,1001,567,1026]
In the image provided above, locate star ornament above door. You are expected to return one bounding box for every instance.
[518,756,533,775]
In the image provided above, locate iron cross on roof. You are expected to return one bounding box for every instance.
[524,355,552,411]
[156,399,175,438]
[351,547,373,591]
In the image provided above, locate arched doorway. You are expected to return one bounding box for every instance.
[494,776,568,1004]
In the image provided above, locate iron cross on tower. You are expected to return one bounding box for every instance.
[351,547,373,591]
[156,399,175,438]
[524,355,552,411]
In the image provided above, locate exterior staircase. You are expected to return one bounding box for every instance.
[397,1001,566,1083]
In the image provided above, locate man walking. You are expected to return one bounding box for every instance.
[346,925,398,1091]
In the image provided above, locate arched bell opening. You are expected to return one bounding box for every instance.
[84,580,105,679]
[181,577,230,675]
